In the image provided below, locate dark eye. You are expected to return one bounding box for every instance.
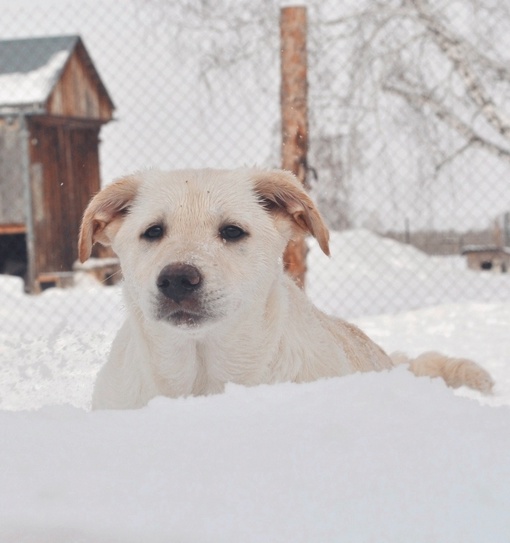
[142,225,164,240]
[220,225,247,241]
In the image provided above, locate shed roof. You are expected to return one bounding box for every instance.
[0,35,113,115]
[461,245,510,255]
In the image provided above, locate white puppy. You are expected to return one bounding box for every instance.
[79,169,494,409]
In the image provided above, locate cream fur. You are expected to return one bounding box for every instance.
[79,168,493,409]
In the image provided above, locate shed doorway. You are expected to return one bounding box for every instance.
[0,232,27,279]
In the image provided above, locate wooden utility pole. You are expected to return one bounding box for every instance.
[280,5,308,288]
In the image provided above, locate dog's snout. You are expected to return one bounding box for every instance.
[157,263,203,302]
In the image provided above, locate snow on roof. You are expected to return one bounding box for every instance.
[0,36,79,113]
[461,245,510,255]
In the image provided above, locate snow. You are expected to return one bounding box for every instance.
[2,375,510,543]
[1,230,509,541]
[308,229,510,317]
[0,50,69,110]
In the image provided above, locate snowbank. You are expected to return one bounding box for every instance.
[308,229,510,317]
[1,372,509,543]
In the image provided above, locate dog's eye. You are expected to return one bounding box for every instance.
[220,225,247,241]
[142,225,164,240]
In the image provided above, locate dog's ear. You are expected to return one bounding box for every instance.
[78,176,139,262]
[252,169,330,256]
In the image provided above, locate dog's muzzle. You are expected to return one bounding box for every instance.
[156,263,205,326]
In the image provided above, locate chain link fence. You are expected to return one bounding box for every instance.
[1,0,510,341]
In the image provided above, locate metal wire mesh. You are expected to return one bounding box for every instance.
[1,0,509,342]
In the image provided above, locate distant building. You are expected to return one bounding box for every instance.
[0,35,115,292]
[461,245,510,273]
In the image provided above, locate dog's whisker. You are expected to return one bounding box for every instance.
[100,268,123,285]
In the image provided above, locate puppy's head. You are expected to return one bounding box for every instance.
[79,169,329,331]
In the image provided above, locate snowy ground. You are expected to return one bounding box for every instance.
[1,230,509,542]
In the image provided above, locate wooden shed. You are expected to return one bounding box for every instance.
[461,245,510,273]
[0,35,114,292]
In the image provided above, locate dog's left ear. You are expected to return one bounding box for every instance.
[252,169,330,256]
[78,175,139,262]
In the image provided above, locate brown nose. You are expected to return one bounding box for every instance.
[156,263,203,303]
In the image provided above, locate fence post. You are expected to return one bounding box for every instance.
[280,5,308,288]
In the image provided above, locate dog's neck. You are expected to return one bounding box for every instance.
[122,274,294,398]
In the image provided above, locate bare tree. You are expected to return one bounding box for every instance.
[315,0,510,171]
[136,0,510,229]
[135,0,279,88]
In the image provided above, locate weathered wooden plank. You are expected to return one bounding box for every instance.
[46,44,114,121]
[0,117,26,224]
[0,224,26,235]
[28,119,102,277]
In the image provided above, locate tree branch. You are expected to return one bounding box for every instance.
[406,0,510,141]
[434,142,472,173]
[383,82,510,164]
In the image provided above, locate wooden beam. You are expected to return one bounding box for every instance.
[280,6,309,288]
[0,224,26,235]
[27,114,109,129]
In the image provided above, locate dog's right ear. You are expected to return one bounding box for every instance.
[78,176,139,262]
[252,169,330,256]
